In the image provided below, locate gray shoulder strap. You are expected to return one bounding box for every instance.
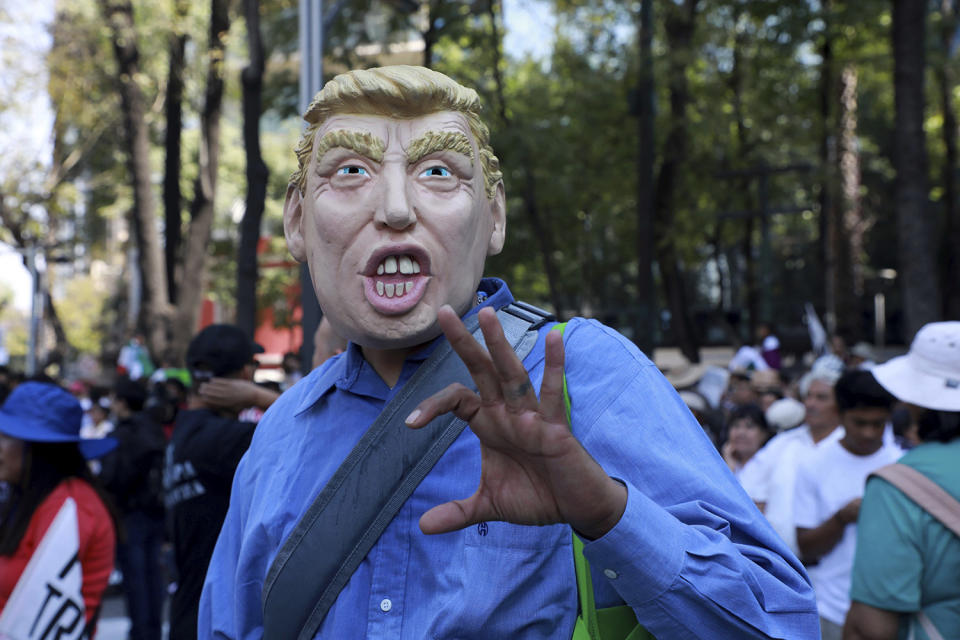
[261,302,553,640]
[870,463,960,538]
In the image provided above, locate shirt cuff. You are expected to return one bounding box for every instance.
[579,479,686,604]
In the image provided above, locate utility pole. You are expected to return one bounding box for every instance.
[298,0,324,371]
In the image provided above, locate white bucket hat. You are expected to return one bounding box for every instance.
[872,321,960,411]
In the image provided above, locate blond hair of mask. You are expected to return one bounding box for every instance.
[290,65,502,199]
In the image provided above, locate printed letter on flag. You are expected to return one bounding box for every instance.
[0,497,85,639]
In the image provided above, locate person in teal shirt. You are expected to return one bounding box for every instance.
[845,322,960,640]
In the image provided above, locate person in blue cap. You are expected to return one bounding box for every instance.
[0,381,119,631]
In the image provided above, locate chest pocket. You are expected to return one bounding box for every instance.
[464,520,569,550]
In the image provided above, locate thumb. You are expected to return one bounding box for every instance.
[419,498,480,535]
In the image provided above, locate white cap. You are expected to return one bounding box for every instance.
[764,398,806,432]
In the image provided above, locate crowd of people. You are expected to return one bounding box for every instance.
[666,322,960,639]
[0,319,345,639]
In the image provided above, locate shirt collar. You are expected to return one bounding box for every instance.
[294,277,513,415]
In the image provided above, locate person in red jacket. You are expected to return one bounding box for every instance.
[0,381,119,632]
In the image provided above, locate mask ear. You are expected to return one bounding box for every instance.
[487,181,506,256]
[283,185,306,262]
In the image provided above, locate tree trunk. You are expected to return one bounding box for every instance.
[163,0,189,306]
[101,0,172,359]
[741,215,757,340]
[237,0,269,338]
[818,0,839,336]
[653,0,701,364]
[634,0,656,355]
[838,64,862,333]
[0,194,75,365]
[422,0,438,68]
[893,0,941,339]
[170,0,231,357]
[729,18,756,339]
[939,0,960,318]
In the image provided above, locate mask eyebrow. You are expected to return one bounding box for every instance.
[406,131,475,167]
[315,130,386,165]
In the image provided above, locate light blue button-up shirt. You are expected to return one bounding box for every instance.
[200,278,818,639]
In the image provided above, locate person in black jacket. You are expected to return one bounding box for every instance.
[99,376,166,640]
[163,324,278,640]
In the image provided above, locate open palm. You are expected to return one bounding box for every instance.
[405,305,627,540]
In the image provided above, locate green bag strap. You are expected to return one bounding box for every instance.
[557,323,599,637]
[555,323,654,640]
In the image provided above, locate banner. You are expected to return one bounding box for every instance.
[0,497,86,640]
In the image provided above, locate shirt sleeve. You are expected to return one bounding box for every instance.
[849,476,922,611]
[564,320,818,640]
[74,482,116,622]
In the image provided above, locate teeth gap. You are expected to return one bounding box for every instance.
[377,254,421,276]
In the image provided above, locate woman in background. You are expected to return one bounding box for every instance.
[0,381,118,632]
[723,403,773,478]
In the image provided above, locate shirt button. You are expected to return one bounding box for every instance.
[380,598,392,612]
[603,569,619,580]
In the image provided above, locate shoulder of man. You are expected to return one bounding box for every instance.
[551,316,654,370]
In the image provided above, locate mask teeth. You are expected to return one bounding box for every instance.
[375,280,414,298]
[376,255,421,276]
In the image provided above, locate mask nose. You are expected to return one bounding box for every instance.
[376,163,416,230]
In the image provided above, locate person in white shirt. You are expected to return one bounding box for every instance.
[794,369,901,640]
[739,368,843,553]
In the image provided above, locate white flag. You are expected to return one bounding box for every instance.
[804,303,828,357]
[0,497,86,640]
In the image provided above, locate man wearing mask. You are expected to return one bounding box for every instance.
[201,66,817,639]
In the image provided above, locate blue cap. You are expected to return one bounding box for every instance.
[0,382,117,459]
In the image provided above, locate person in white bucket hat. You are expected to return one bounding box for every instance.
[845,321,960,640]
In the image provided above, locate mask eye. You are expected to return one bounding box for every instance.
[419,166,451,178]
[337,166,368,175]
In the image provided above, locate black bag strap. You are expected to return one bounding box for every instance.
[261,302,553,640]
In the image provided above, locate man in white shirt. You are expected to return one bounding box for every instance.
[793,370,901,640]
[739,368,843,553]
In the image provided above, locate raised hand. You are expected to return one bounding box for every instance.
[198,378,279,412]
[405,305,627,539]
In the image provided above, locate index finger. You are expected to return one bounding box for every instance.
[436,305,503,403]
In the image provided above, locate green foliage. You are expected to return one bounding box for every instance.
[6,0,951,356]
[0,283,28,360]
[58,274,108,355]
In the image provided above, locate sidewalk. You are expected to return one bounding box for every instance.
[96,591,169,640]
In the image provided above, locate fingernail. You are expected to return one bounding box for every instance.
[405,409,421,425]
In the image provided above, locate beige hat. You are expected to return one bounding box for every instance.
[665,362,709,390]
[750,369,782,392]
